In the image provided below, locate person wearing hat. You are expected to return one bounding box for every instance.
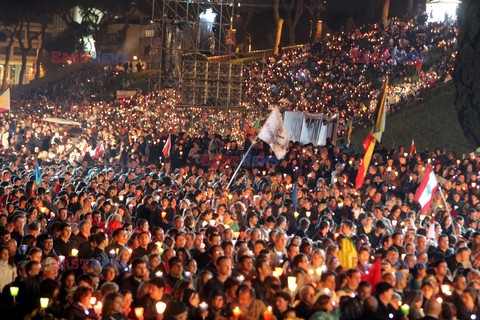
[374,281,395,320]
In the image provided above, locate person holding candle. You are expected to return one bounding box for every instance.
[131,277,166,320]
[63,286,97,320]
[402,290,424,320]
[232,285,273,320]
[0,246,16,292]
[53,222,78,257]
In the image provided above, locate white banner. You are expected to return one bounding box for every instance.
[258,107,289,159]
[284,111,304,142]
[300,113,323,145]
[284,112,338,146]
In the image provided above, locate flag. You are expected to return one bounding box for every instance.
[253,119,260,132]
[410,139,416,156]
[0,88,10,113]
[116,90,136,100]
[355,77,388,189]
[292,183,298,212]
[92,142,105,159]
[35,161,41,187]
[347,118,353,147]
[339,237,358,269]
[258,107,289,160]
[163,135,171,158]
[414,165,439,213]
[361,259,382,292]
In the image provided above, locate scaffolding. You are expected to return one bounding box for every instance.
[148,0,242,108]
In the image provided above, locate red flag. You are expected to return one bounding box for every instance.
[92,142,105,159]
[163,135,171,158]
[414,165,439,213]
[355,134,376,189]
[361,259,382,292]
[409,139,416,156]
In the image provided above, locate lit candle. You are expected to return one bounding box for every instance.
[288,276,297,292]
[263,306,273,320]
[155,271,163,277]
[441,284,452,295]
[71,249,79,257]
[199,302,208,312]
[156,302,166,314]
[233,307,242,318]
[40,297,49,309]
[109,249,115,258]
[93,301,102,315]
[90,297,97,306]
[237,275,245,283]
[401,304,410,316]
[161,212,167,219]
[135,307,144,318]
[10,286,19,297]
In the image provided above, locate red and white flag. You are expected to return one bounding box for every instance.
[0,89,10,113]
[414,165,439,213]
[163,135,171,158]
[92,142,105,159]
[409,139,416,156]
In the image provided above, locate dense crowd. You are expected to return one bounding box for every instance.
[0,12,477,320]
[244,17,457,133]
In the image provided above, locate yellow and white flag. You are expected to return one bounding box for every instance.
[258,107,289,160]
[0,89,10,113]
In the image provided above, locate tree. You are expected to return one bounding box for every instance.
[0,0,21,90]
[282,0,304,45]
[302,0,326,42]
[454,0,480,145]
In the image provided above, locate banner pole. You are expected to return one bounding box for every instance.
[438,184,457,236]
[227,136,258,190]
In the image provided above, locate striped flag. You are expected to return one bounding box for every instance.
[163,135,171,158]
[0,89,10,113]
[355,77,388,189]
[409,139,416,156]
[92,142,105,159]
[414,165,439,213]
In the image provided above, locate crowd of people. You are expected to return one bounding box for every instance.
[244,17,457,133]
[0,11,477,320]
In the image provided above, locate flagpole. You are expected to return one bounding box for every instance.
[227,136,258,190]
[438,183,457,236]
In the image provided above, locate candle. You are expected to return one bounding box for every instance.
[263,306,273,320]
[90,297,97,306]
[40,207,46,213]
[10,286,19,297]
[156,302,166,314]
[288,276,297,292]
[155,271,163,277]
[237,275,245,283]
[40,297,49,309]
[233,307,242,318]
[233,232,240,239]
[401,304,410,316]
[436,297,443,304]
[199,302,208,312]
[93,301,102,315]
[71,249,79,257]
[161,212,167,219]
[294,211,299,219]
[109,249,115,258]
[135,307,144,318]
[441,284,452,295]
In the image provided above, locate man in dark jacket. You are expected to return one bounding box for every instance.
[120,258,147,300]
[131,278,165,320]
